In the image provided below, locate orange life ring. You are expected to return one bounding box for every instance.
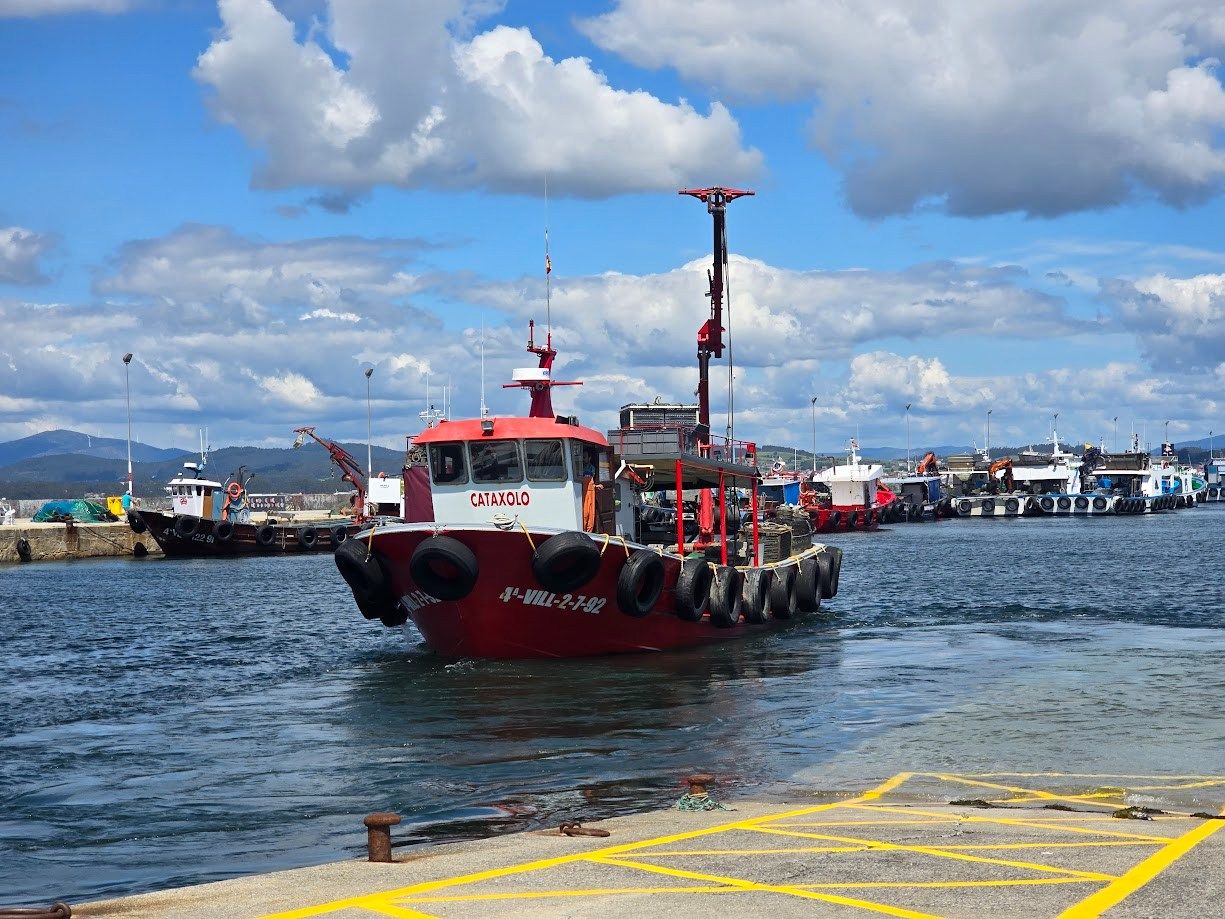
[226,482,242,499]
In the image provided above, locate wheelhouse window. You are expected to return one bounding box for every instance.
[571,440,602,481]
[470,440,523,484]
[525,439,566,481]
[428,442,469,485]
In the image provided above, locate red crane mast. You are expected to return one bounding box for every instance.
[678,186,754,447]
[292,426,369,522]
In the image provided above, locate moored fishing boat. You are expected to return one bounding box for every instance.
[795,440,900,531]
[129,428,365,556]
[333,188,843,658]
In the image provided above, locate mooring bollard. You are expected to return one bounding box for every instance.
[363,812,401,862]
[685,773,715,796]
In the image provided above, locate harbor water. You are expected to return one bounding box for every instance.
[2,507,1223,904]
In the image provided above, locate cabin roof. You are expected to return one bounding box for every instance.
[628,452,759,489]
[412,416,608,446]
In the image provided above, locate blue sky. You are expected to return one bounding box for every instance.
[2,0,1224,453]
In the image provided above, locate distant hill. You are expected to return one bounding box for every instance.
[0,440,406,500]
[0,429,188,466]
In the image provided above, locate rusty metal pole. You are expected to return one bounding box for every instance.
[363,812,401,863]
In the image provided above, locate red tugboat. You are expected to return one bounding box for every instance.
[334,188,843,658]
[130,427,366,557]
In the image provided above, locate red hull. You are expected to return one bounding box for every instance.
[366,526,826,658]
[805,490,899,533]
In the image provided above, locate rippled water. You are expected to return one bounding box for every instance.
[2,507,1223,903]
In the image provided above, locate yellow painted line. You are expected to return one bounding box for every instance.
[963,773,1225,781]
[356,904,437,919]
[636,846,868,856]
[1059,811,1225,918]
[748,826,1119,881]
[590,855,944,919]
[842,804,1175,842]
[773,819,960,828]
[926,774,1134,811]
[403,885,739,903]
[635,840,1157,857]
[797,878,1098,890]
[259,772,915,919]
[1124,779,1225,792]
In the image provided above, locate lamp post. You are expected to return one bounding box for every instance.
[986,409,992,459]
[810,396,818,472]
[1113,416,1118,453]
[1053,412,1059,451]
[905,403,912,473]
[122,352,133,496]
[364,367,374,480]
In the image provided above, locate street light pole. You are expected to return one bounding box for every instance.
[1053,412,1059,450]
[122,352,133,496]
[1113,416,1118,453]
[905,403,912,473]
[986,409,992,459]
[364,367,374,481]
[810,396,818,472]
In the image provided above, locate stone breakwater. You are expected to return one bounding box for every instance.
[1,521,160,564]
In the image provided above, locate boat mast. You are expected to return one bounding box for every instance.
[679,186,753,451]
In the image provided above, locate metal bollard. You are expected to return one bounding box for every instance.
[363,812,401,863]
[685,773,715,796]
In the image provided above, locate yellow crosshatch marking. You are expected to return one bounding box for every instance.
[260,771,1224,919]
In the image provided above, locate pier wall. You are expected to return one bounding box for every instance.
[0,522,160,564]
[6,492,346,517]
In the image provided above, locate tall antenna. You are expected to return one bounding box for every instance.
[479,323,488,418]
[544,173,552,334]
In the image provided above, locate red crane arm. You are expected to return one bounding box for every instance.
[293,426,368,519]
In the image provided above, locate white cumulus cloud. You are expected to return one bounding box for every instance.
[194,0,761,199]
[582,0,1225,217]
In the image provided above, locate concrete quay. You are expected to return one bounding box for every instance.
[0,510,349,564]
[72,771,1225,919]
[0,520,159,564]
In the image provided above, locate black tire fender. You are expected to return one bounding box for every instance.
[256,524,276,547]
[297,526,318,549]
[1040,497,1055,512]
[828,546,843,598]
[829,511,842,527]
[708,565,743,628]
[16,536,32,562]
[616,550,665,617]
[796,557,822,613]
[1093,496,1108,511]
[1074,496,1089,510]
[958,500,971,514]
[816,552,834,600]
[674,556,712,621]
[1005,498,1019,513]
[532,531,601,593]
[741,568,772,624]
[331,524,349,545]
[215,520,235,542]
[981,498,995,514]
[410,535,479,601]
[1057,496,1072,511]
[769,564,797,619]
[127,511,147,534]
[174,515,198,538]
